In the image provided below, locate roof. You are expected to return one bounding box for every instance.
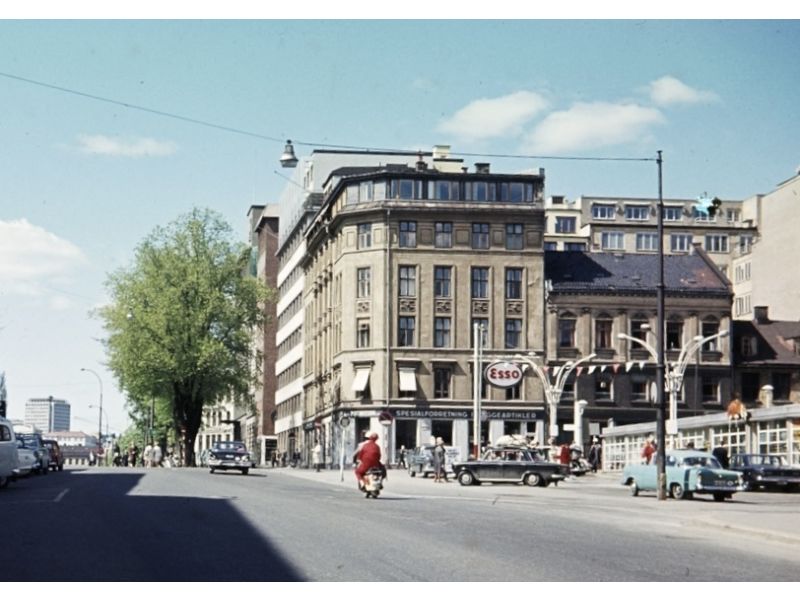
[544,250,730,296]
[734,319,800,366]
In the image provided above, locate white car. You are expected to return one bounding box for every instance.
[13,437,40,477]
[15,432,50,474]
[0,418,20,488]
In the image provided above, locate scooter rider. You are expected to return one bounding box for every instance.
[353,431,383,490]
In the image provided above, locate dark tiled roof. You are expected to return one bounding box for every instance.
[544,251,729,295]
[734,320,800,366]
[329,164,418,178]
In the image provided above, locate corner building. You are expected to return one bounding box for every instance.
[301,154,547,465]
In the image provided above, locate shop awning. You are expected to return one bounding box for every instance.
[352,367,371,393]
[398,367,417,392]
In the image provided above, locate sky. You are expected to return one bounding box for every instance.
[1,16,799,437]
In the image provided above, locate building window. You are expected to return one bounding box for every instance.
[390,179,416,200]
[662,206,682,222]
[357,267,371,298]
[595,373,613,401]
[601,231,624,250]
[666,319,683,350]
[505,268,523,299]
[399,221,417,248]
[544,241,558,251]
[702,379,720,403]
[705,234,729,253]
[505,383,521,400]
[741,336,757,357]
[433,368,452,398]
[471,267,489,299]
[435,222,453,248]
[398,266,416,297]
[398,317,415,347]
[505,224,524,250]
[739,235,753,255]
[701,318,720,351]
[625,205,649,221]
[472,223,490,249]
[772,373,791,401]
[356,320,370,348]
[592,204,615,220]
[471,318,489,348]
[434,317,451,348]
[466,181,488,202]
[595,316,613,349]
[555,216,576,233]
[631,377,651,403]
[693,206,716,222]
[558,314,576,348]
[670,233,693,252]
[565,242,587,251]
[505,319,523,349]
[636,232,659,252]
[434,266,452,298]
[433,180,460,201]
[357,223,372,249]
[726,208,741,223]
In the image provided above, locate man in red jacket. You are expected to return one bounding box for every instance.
[353,431,382,489]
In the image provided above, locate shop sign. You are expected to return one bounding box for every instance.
[392,409,537,420]
[484,361,523,388]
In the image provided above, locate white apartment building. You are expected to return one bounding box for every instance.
[24,397,70,433]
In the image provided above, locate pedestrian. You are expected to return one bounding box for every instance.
[588,437,602,473]
[712,446,729,469]
[129,444,139,468]
[143,442,153,468]
[152,443,163,467]
[397,445,407,469]
[88,449,96,467]
[641,436,656,464]
[432,437,448,482]
[271,450,278,468]
[558,442,571,467]
[312,442,323,472]
[352,431,383,490]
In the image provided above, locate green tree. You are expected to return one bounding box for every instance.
[99,208,271,466]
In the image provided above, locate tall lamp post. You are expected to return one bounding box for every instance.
[81,368,103,450]
[472,322,486,458]
[618,329,729,435]
[513,352,596,446]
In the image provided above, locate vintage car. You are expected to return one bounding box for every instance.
[452,445,569,487]
[729,453,800,492]
[208,440,254,475]
[621,450,744,501]
[407,444,459,478]
[13,437,40,478]
[15,432,50,474]
[0,417,19,488]
[43,439,65,472]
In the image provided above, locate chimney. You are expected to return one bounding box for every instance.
[754,306,770,324]
[475,162,490,174]
[433,145,451,159]
[416,152,428,171]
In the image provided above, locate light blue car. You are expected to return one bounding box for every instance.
[621,450,745,501]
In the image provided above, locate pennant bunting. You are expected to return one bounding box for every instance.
[588,366,597,374]
[612,364,620,374]
[626,361,634,372]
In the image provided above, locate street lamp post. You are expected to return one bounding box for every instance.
[81,368,103,450]
[472,321,486,459]
[618,329,729,436]
[514,352,596,446]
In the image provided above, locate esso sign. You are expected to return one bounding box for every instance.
[484,361,523,388]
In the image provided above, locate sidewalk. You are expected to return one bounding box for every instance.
[266,465,800,545]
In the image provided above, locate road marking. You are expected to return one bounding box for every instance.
[54,488,70,503]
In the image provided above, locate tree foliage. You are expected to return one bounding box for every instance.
[98,209,271,466]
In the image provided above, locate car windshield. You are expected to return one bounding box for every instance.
[680,456,722,469]
[19,435,41,448]
[213,442,246,452]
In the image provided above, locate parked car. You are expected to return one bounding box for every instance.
[15,432,50,474]
[43,439,65,472]
[0,417,19,489]
[729,453,800,492]
[407,444,459,478]
[452,445,569,487]
[208,441,254,475]
[13,437,39,478]
[621,450,745,501]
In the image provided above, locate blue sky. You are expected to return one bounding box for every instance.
[1,19,799,435]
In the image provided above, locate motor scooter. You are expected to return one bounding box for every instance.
[361,466,385,499]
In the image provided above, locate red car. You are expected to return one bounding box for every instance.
[43,439,65,472]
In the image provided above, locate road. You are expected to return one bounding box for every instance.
[1,465,798,581]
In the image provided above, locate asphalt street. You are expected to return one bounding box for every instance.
[1,465,798,581]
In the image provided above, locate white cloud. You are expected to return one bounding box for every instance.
[523,102,665,154]
[647,76,720,106]
[76,134,177,157]
[437,91,550,141]
[0,219,87,296]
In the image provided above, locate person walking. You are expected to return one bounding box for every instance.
[143,442,153,468]
[397,445,407,469]
[588,437,602,473]
[641,436,656,464]
[312,442,323,472]
[151,443,163,467]
[432,437,448,482]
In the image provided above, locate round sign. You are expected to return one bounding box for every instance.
[378,410,394,425]
[484,361,523,388]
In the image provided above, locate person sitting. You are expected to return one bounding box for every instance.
[353,431,383,490]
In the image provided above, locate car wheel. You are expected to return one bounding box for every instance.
[210,468,215,474]
[409,469,416,478]
[241,468,249,475]
[671,483,687,500]
[629,480,639,497]
[525,472,542,487]
[713,493,727,502]
[458,471,475,486]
